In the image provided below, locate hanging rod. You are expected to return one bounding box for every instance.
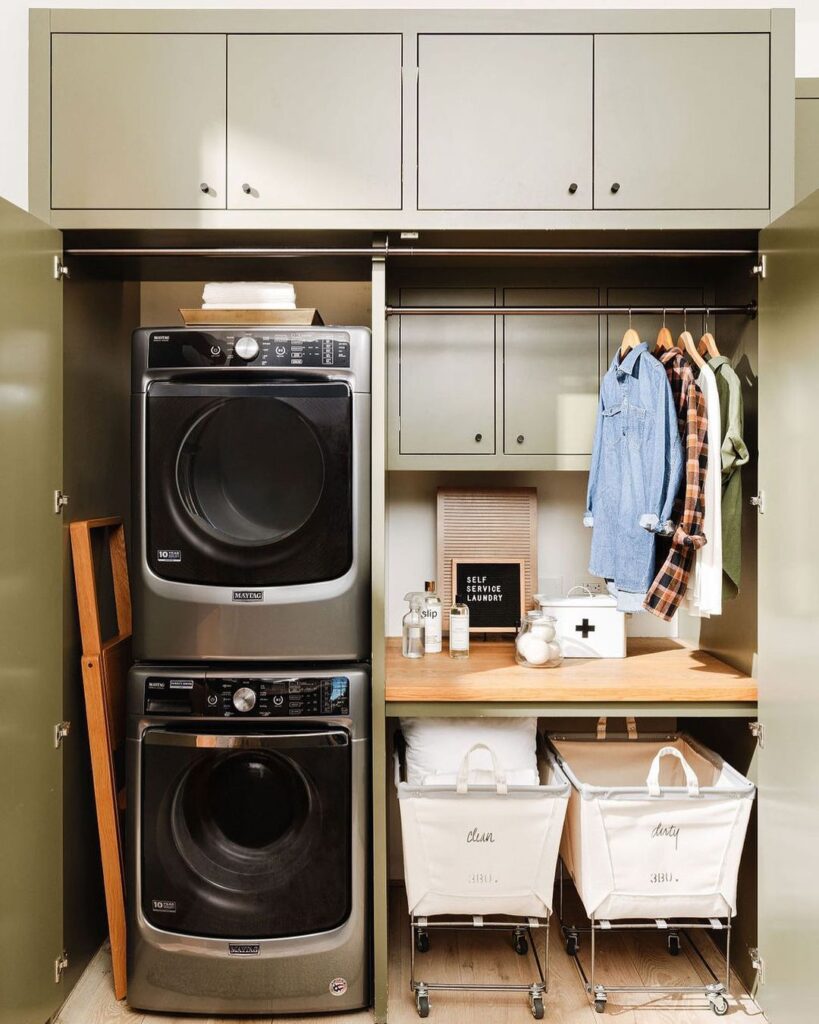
[385,303,757,318]
[62,245,757,259]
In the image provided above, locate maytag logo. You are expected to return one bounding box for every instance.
[157,549,182,562]
[232,590,263,602]
[229,943,260,956]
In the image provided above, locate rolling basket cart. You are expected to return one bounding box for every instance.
[548,721,755,1016]
[395,733,570,1018]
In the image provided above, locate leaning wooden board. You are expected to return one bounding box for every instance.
[69,517,130,1001]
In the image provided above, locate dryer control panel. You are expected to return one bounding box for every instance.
[148,330,351,368]
[144,675,350,717]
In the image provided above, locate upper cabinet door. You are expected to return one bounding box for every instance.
[594,34,770,210]
[228,35,403,210]
[51,34,226,210]
[417,34,592,210]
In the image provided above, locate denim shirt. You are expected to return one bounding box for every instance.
[584,343,683,597]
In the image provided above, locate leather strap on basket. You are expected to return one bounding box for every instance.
[596,717,638,740]
[456,743,508,795]
[646,746,700,797]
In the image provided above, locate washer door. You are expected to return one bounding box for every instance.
[140,727,352,938]
[145,381,353,586]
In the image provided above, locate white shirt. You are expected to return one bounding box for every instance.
[685,362,722,617]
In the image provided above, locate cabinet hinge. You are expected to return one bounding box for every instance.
[751,254,766,279]
[54,489,70,515]
[54,950,69,983]
[750,491,766,515]
[748,721,764,748]
[53,256,70,281]
[54,721,71,749]
[750,947,765,985]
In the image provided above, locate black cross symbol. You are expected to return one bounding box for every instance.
[575,618,596,639]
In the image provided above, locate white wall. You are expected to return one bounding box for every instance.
[2,0,818,212]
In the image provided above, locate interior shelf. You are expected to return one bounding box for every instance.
[384,637,757,716]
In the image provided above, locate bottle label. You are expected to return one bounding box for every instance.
[422,605,442,652]
[450,616,470,651]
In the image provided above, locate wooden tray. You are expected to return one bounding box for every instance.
[180,307,324,327]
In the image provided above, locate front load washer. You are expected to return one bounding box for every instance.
[131,326,370,661]
[126,663,370,1015]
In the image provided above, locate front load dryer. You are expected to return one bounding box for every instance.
[131,326,370,661]
[126,663,370,1014]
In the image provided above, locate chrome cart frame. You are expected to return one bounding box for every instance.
[557,860,731,1016]
[410,913,550,1019]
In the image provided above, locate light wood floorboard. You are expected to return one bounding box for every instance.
[54,891,765,1024]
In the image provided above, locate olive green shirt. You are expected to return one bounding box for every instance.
[708,356,750,599]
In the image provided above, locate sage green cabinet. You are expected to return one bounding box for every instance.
[50,34,227,210]
[417,34,592,210]
[227,34,403,210]
[502,289,599,455]
[594,34,770,210]
[795,82,819,205]
[397,289,496,455]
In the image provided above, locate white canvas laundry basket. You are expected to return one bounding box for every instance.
[395,736,570,918]
[549,730,755,921]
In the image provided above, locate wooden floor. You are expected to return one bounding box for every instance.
[55,889,765,1024]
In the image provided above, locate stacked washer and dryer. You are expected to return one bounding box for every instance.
[126,325,372,1015]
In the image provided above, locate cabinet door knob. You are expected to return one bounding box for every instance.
[474,433,483,443]
[516,434,525,444]
[610,182,621,194]
[200,182,211,194]
[568,182,578,194]
[242,183,253,195]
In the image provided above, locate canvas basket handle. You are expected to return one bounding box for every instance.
[456,743,508,795]
[596,716,638,740]
[646,746,700,797]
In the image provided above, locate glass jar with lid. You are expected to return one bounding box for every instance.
[515,612,563,669]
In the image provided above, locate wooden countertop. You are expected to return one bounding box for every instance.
[384,637,757,704]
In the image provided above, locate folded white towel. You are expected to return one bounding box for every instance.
[201,302,297,310]
[203,282,296,305]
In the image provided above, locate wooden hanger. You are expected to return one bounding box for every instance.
[698,309,720,359]
[678,310,705,369]
[654,309,674,353]
[620,309,641,358]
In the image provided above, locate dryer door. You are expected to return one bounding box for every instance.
[140,727,352,938]
[145,380,353,586]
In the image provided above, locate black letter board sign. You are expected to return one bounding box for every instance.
[452,558,525,634]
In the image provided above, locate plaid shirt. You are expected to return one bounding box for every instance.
[644,348,708,620]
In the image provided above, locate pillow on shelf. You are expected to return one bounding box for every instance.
[399,717,538,786]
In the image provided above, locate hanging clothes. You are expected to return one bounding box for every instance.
[709,355,749,600]
[644,348,708,620]
[684,362,723,618]
[584,343,683,611]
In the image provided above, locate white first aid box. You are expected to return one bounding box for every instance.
[535,593,626,658]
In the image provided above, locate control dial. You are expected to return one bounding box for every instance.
[234,335,260,362]
[232,686,257,713]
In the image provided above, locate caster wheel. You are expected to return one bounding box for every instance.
[667,933,681,957]
[594,998,607,1014]
[416,993,430,1018]
[565,933,579,957]
[710,995,729,1017]
[514,933,529,956]
[416,930,430,954]
[530,995,544,1019]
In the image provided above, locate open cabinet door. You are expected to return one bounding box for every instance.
[0,198,64,1024]
[757,192,819,1023]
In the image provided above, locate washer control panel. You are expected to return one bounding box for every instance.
[144,675,350,717]
[148,330,351,368]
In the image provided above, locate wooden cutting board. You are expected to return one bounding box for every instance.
[180,307,324,326]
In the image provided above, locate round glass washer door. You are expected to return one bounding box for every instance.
[176,397,326,546]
